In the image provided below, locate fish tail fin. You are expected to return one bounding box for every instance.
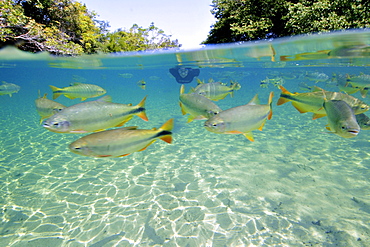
[136,96,149,121]
[49,85,62,100]
[268,91,274,120]
[158,118,174,143]
[277,85,291,105]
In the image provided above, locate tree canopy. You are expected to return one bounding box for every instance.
[0,0,180,55]
[204,0,370,44]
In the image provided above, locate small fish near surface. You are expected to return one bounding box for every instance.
[137,79,146,90]
[277,85,369,119]
[69,118,174,158]
[356,113,370,130]
[35,93,66,123]
[179,85,222,123]
[49,82,106,101]
[192,78,241,101]
[43,95,148,133]
[0,81,20,97]
[323,99,360,138]
[345,73,370,98]
[205,92,274,142]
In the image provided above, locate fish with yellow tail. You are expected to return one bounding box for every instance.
[277,85,369,119]
[192,78,241,101]
[204,92,274,142]
[35,93,66,123]
[323,97,360,138]
[43,95,148,133]
[179,85,222,123]
[49,82,106,101]
[345,73,370,98]
[0,81,20,97]
[69,118,174,158]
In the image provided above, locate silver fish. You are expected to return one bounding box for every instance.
[69,119,173,158]
[324,99,360,138]
[43,95,148,133]
[179,85,222,123]
[0,81,20,97]
[205,92,273,142]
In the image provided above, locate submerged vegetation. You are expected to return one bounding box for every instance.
[204,0,370,44]
[0,0,180,55]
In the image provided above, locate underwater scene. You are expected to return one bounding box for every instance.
[0,30,370,246]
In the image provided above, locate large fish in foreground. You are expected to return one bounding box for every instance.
[277,85,369,119]
[69,118,174,158]
[179,85,222,123]
[204,92,273,142]
[49,82,106,101]
[42,96,148,133]
[323,99,360,138]
[0,81,20,97]
[35,93,66,123]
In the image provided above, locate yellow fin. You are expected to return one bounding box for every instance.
[49,85,63,100]
[243,132,255,142]
[312,113,327,120]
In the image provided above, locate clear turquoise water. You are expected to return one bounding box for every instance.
[0,30,369,246]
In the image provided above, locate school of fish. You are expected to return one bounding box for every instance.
[29,74,370,158]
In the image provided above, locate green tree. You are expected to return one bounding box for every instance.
[0,0,104,54]
[99,23,180,53]
[0,0,180,54]
[204,0,370,44]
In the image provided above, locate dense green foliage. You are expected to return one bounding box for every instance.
[0,0,180,55]
[204,0,370,44]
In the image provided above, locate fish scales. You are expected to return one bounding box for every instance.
[43,96,147,133]
[69,119,173,157]
[324,99,360,138]
[205,92,273,141]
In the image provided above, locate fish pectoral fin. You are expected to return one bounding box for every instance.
[186,116,195,123]
[97,154,112,157]
[312,113,327,120]
[243,132,255,142]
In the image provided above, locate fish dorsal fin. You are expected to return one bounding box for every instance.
[312,86,324,92]
[71,82,83,86]
[196,78,204,85]
[248,94,260,105]
[96,95,112,102]
[208,78,214,83]
[43,93,48,98]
